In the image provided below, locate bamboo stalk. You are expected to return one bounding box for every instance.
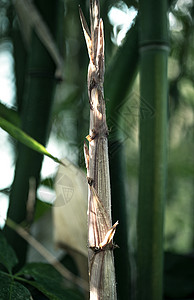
[80,1,117,299]
[105,19,139,300]
[137,0,169,299]
[3,0,63,268]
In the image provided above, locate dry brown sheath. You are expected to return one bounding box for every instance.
[80,1,118,299]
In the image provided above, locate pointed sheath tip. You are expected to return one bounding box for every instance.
[84,141,89,170]
[78,5,82,16]
[79,6,84,26]
[98,220,119,249]
[86,134,92,142]
[79,6,93,62]
[113,220,119,228]
[79,6,90,36]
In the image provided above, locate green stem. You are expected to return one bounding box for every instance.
[106,20,139,300]
[3,0,63,268]
[137,0,169,299]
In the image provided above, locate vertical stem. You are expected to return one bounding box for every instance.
[105,20,139,299]
[3,0,62,268]
[137,0,169,299]
[80,1,117,299]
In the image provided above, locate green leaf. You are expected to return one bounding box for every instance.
[0,101,20,127]
[0,116,63,165]
[0,272,31,300]
[0,232,18,274]
[17,263,84,300]
[25,281,84,300]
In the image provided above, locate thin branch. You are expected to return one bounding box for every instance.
[5,217,88,291]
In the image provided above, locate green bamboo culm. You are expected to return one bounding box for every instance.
[105,20,138,300]
[137,0,169,299]
[3,0,63,268]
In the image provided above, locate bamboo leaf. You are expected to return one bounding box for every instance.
[17,263,84,300]
[0,272,31,300]
[26,281,84,300]
[0,233,18,274]
[0,102,20,127]
[0,117,63,165]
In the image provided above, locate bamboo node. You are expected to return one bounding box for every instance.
[86,129,98,142]
[87,177,94,186]
[90,221,119,253]
[90,242,119,254]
